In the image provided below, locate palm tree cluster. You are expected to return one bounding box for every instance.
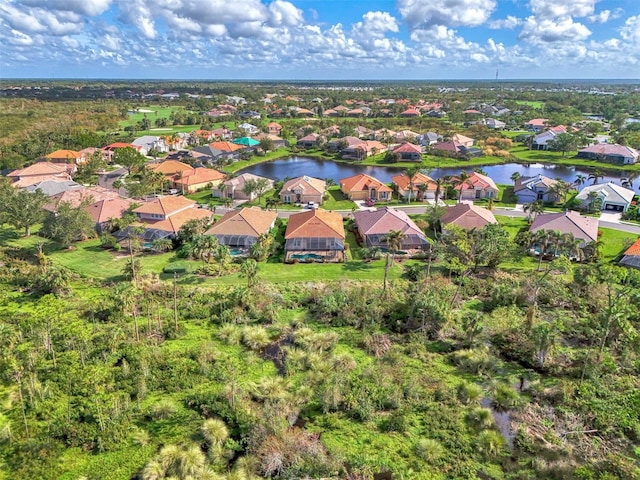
[527,229,585,270]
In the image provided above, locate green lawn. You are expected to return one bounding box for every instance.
[515,100,544,109]
[323,186,356,210]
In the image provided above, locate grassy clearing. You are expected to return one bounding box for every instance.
[515,100,544,109]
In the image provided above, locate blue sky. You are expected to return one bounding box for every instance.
[1,0,639,80]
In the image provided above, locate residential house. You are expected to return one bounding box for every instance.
[392,172,437,200]
[453,172,499,200]
[209,141,244,157]
[279,176,326,205]
[284,209,345,263]
[440,203,497,230]
[102,143,143,161]
[25,179,83,196]
[44,186,121,213]
[172,167,226,194]
[481,118,506,129]
[125,196,213,241]
[266,122,283,135]
[394,130,420,143]
[430,140,466,156]
[577,144,639,165]
[44,149,85,164]
[341,140,386,160]
[354,125,375,139]
[212,173,274,200]
[418,132,441,146]
[148,159,194,179]
[7,162,73,188]
[514,174,561,203]
[451,134,475,148]
[352,207,429,252]
[210,127,233,140]
[297,133,322,148]
[574,182,635,212]
[531,126,567,150]
[392,143,423,161]
[339,173,392,201]
[254,133,287,149]
[85,197,137,233]
[204,207,277,251]
[619,237,640,270]
[524,118,549,133]
[529,211,599,246]
[327,136,363,152]
[132,135,170,154]
[238,123,260,135]
[400,108,421,117]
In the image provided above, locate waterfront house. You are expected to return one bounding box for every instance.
[440,203,497,230]
[577,144,639,165]
[212,173,274,201]
[279,176,326,205]
[514,174,561,203]
[454,172,499,200]
[574,182,635,212]
[339,173,392,201]
[391,172,437,201]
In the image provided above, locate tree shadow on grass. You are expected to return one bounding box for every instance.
[342,261,374,272]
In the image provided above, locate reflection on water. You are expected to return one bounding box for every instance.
[239,157,639,194]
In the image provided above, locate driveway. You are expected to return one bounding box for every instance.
[599,211,622,223]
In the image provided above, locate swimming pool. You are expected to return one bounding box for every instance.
[290,253,324,261]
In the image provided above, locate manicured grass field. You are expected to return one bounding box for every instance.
[515,100,544,109]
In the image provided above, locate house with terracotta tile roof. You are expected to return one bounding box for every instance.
[574,182,635,212]
[392,172,437,200]
[279,176,326,205]
[400,108,421,117]
[124,196,213,240]
[392,142,423,161]
[339,173,392,201]
[441,204,497,230]
[327,136,364,152]
[352,207,429,253]
[148,160,193,177]
[577,144,639,165]
[44,186,121,213]
[102,143,142,161]
[265,122,282,135]
[205,207,277,251]
[297,133,322,148]
[619,237,640,269]
[44,149,85,164]
[85,197,137,233]
[210,141,244,153]
[284,209,345,263]
[453,172,499,201]
[524,118,549,133]
[529,211,599,247]
[514,174,561,203]
[172,167,226,194]
[212,173,274,201]
[7,162,73,188]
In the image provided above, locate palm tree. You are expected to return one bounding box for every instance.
[192,234,219,266]
[434,177,446,203]
[510,171,522,185]
[403,166,420,203]
[574,174,587,187]
[382,229,403,291]
[588,169,604,185]
[452,171,471,203]
[201,418,229,448]
[523,200,544,222]
[532,229,553,271]
[240,258,259,289]
[477,429,507,459]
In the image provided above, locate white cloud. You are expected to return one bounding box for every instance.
[519,16,591,44]
[488,16,521,30]
[528,0,597,19]
[588,10,611,24]
[118,1,157,39]
[268,0,304,27]
[397,0,496,29]
[620,15,640,43]
[16,0,112,16]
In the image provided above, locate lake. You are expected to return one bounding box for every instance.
[238,156,640,193]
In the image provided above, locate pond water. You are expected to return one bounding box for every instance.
[239,156,640,194]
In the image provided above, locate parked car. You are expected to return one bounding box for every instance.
[305,202,319,209]
[365,198,376,207]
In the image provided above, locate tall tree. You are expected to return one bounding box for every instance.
[0,185,48,237]
[113,146,146,175]
[452,171,471,203]
[40,200,96,248]
[382,229,403,291]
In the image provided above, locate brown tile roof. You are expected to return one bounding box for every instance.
[148,160,193,176]
[339,173,392,193]
[133,196,196,216]
[455,172,498,192]
[280,176,326,196]
[209,141,243,152]
[393,143,422,154]
[9,162,69,178]
[45,186,121,212]
[529,211,599,244]
[174,167,226,187]
[137,208,213,234]
[85,197,137,223]
[441,204,497,230]
[45,149,83,160]
[285,209,345,240]
[391,172,436,191]
[205,207,277,237]
[352,207,425,236]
